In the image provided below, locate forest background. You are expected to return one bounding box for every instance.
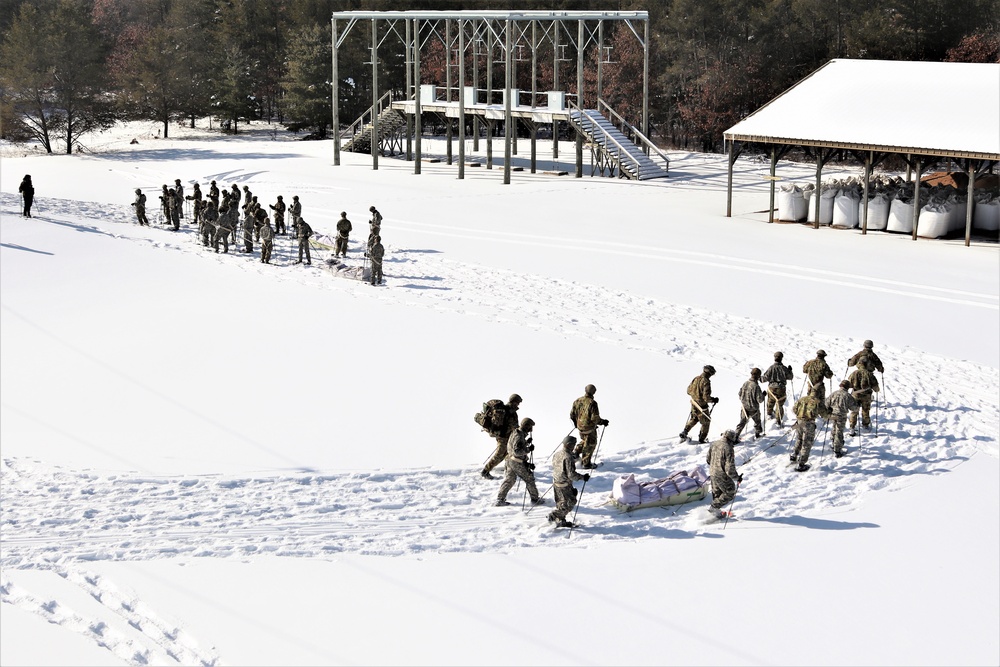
[1,0,998,155]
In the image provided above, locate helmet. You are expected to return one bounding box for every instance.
[840,380,852,389]
[135,188,141,194]
[520,417,535,430]
[175,178,181,183]
[750,367,761,379]
[703,365,716,376]
[816,350,826,358]
[508,393,522,405]
[562,435,577,448]
[211,180,216,184]
[293,195,299,200]
[584,384,596,396]
[369,206,376,212]
[863,340,873,349]
[340,211,347,217]
[774,351,783,361]
[723,429,739,443]
[277,195,282,200]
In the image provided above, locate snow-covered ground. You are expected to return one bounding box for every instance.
[2,120,998,666]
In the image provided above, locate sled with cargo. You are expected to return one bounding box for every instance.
[609,466,709,512]
[312,233,371,281]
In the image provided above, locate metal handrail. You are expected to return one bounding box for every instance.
[343,91,394,148]
[566,101,641,179]
[596,99,670,170]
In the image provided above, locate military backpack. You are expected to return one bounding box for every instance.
[474,399,508,438]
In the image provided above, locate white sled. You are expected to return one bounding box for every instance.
[313,234,371,281]
[610,466,709,512]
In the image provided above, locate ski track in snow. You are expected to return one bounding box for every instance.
[2,191,998,664]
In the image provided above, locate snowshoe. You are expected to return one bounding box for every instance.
[531,497,546,506]
[678,432,689,441]
[556,520,575,528]
[495,499,511,507]
[794,463,811,472]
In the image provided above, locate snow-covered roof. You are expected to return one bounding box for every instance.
[725,59,1000,160]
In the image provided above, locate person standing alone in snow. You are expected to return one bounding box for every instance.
[19,175,34,217]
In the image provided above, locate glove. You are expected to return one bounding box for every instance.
[711,397,719,405]
[582,473,591,482]
[527,462,535,471]
[527,444,535,452]
[600,419,610,426]
[737,474,744,484]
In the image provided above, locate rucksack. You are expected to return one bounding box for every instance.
[474,399,507,437]
[795,397,817,420]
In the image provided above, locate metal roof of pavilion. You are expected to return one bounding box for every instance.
[724,59,1000,160]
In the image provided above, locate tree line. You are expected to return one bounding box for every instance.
[1,0,996,154]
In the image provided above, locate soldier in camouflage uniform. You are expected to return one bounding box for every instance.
[269,196,286,235]
[481,394,522,479]
[185,183,203,225]
[706,430,742,518]
[242,208,255,254]
[369,236,384,285]
[825,380,859,457]
[208,180,220,204]
[214,202,233,253]
[680,366,717,444]
[167,188,181,230]
[496,418,543,506]
[735,368,765,439]
[761,351,794,427]
[803,349,834,401]
[159,185,170,221]
[173,179,185,218]
[790,391,831,472]
[200,200,218,246]
[295,218,313,265]
[131,189,149,226]
[848,359,880,433]
[848,340,884,374]
[289,196,302,238]
[570,384,609,469]
[335,211,352,257]
[230,184,241,209]
[259,218,274,264]
[547,435,589,527]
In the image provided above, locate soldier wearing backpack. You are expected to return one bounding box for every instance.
[803,349,834,401]
[848,340,884,374]
[479,394,522,479]
[790,391,831,472]
[680,366,717,444]
[825,381,859,457]
[496,418,544,507]
[735,368,765,439]
[761,351,794,427]
[848,359,880,434]
[570,384,609,469]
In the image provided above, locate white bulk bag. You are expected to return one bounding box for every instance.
[777,184,806,222]
[974,200,1000,231]
[860,193,891,230]
[948,197,968,233]
[887,198,915,233]
[810,188,836,225]
[832,192,860,228]
[916,202,952,238]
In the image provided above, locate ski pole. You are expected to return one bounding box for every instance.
[480,441,502,471]
[741,427,793,466]
[590,424,607,467]
[875,391,879,437]
[818,418,831,464]
[567,477,589,536]
[525,482,553,514]
[543,427,577,462]
[723,479,741,529]
[521,448,534,511]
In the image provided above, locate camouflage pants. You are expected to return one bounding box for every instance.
[170,209,180,230]
[135,207,148,226]
[683,404,711,442]
[370,260,383,285]
[213,229,230,253]
[766,386,787,424]
[497,458,538,503]
[244,229,253,253]
[849,392,874,429]
[261,240,273,264]
[830,415,849,453]
[574,429,598,466]
[792,420,817,465]
[736,406,763,437]
[274,214,285,234]
[335,235,348,256]
[807,380,827,402]
[483,436,508,474]
[549,483,578,522]
[298,238,311,263]
[710,472,737,509]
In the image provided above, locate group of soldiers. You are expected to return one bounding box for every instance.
[479,340,885,526]
[131,179,385,281]
[479,384,610,528]
[693,340,885,518]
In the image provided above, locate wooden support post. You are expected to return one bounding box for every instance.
[861,151,872,235]
[911,159,922,240]
[458,19,465,180]
[769,147,777,223]
[332,17,339,166]
[414,19,422,175]
[371,18,379,170]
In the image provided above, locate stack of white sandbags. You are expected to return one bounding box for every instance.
[777,183,811,222]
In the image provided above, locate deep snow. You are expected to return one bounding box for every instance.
[1,120,998,666]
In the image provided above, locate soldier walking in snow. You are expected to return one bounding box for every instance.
[18,174,34,217]
[335,211,352,257]
[570,384,609,469]
[790,391,830,472]
[762,351,793,427]
[131,188,149,226]
[481,394,522,479]
[848,360,880,434]
[680,366,717,444]
[735,368,765,439]
[848,340,884,374]
[706,429,742,518]
[803,349,834,401]
[259,218,274,264]
[369,236,384,285]
[548,435,589,528]
[269,196,286,235]
[295,218,313,265]
[496,418,543,507]
[825,380,858,458]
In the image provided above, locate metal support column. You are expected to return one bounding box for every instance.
[332,17,339,166]
[414,18,421,175]
[486,21,494,169]
[726,140,734,217]
[458,19,465,180]
[371,18,379,170]
[642,18,650,149]
[503,19,512,185]
[575,19,584,178]
[473,19,480,152]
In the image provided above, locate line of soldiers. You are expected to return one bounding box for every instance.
[131,181,387,272]
[480,384,609,528]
